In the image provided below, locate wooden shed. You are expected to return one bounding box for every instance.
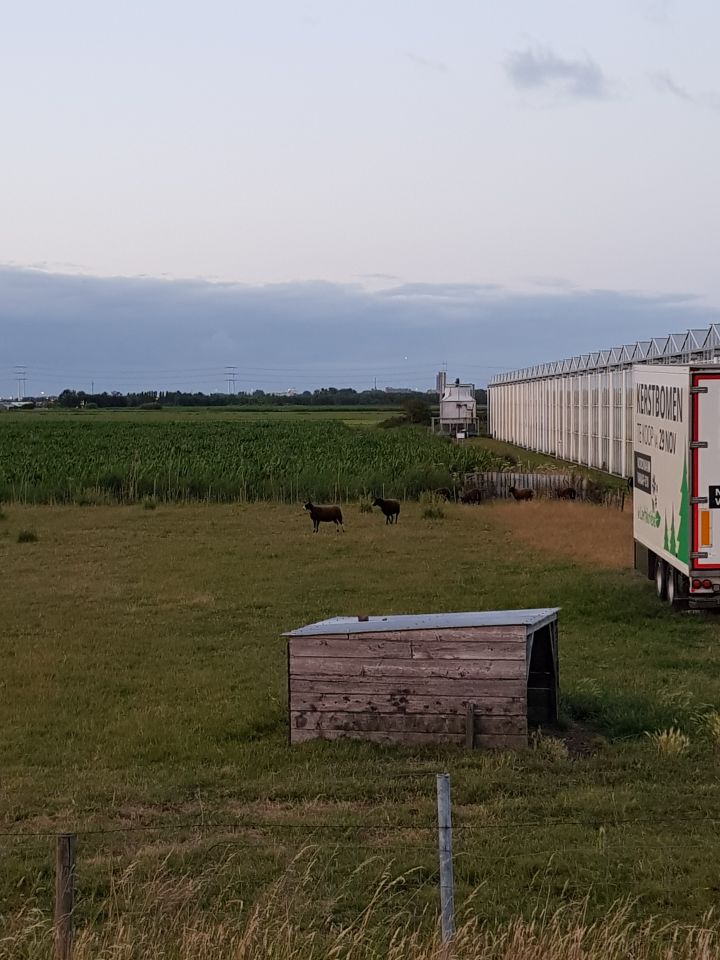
[285,608,559,749]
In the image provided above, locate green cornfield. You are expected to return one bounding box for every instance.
[0,420,505,503]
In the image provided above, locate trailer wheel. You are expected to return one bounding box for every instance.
[655,559,667,600]
[666,566,688,609]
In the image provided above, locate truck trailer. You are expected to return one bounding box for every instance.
[633,363,720,608]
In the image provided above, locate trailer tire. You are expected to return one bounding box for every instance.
[655,559,667,601]
[666,566,688,610]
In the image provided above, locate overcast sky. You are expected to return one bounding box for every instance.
[2,0,719,396]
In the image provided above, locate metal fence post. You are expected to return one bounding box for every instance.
[55,833,76,960]
[436,773,455,950]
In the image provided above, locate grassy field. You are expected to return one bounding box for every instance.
[6,405,399,425]
[3,497,720,950]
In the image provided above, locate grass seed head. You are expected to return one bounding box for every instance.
[646,726,690,756]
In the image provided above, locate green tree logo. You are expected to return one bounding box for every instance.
[676,456,689,564]
[664,513,669,551]
[669,512,677,556]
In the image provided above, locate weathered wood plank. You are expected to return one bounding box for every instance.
[291,728,528,749]
[290,677,527,698]
[411,640,524,661]
[290,693,526,716]
[291,727,466,745]
[465,702,474,748]
[290,711,525,736]
[291,658,526,680]
[290,637,412,659]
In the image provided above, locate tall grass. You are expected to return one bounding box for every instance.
[3,853,720,960]
[0,421,507,504]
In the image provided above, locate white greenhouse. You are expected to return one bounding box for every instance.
[487,325,720,478]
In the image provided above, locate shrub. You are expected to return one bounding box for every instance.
[646,726,690,756]
[422,505,445,520]
[359,498,373,514]
[401,398,432,425]
[419,490,447,506]
[377,415,407,429]
[142,497,158,511]
[17,530,38,543]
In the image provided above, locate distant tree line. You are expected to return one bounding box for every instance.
[54,387,487,409]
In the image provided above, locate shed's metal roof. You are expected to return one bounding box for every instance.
[284,608,559,637]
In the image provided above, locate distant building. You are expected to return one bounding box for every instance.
[0,399,35,410]
[432,375,478,437]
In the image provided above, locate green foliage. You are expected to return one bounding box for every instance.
[401,398,432,425]
[0,420,504,504]
[142,497,158,511]
[16,529,37,543]
[421,505,445,520]
[376,415,408,429]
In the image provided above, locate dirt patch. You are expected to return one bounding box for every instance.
[488,500,633,570]
[537,723,606,759]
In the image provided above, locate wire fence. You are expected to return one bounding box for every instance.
[5,799,720,957]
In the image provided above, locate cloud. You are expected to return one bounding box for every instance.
[652,72,720,113]
[505,45,610,100]
[405,52,448,74]
[1,266,717,395]
[356,272,400,282]
[643,0,672,25]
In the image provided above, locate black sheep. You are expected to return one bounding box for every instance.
[372,497,400,524]
[304,502,344,533]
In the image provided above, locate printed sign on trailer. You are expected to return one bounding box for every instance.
[632,365,689,575]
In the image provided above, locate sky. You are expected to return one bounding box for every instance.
[2,0,720,396]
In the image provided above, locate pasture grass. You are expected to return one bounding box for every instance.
[2,500,720,937]
[5,857,720,959]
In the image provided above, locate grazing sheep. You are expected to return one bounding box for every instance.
[460,488,483,504]
[304,501,344,533]
[372,497,400,524]
[556,486,577,501]
[509,486,534,501]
